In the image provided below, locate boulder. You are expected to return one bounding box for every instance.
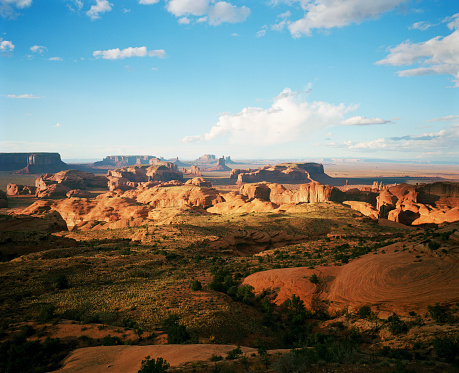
[185,177,212,187]
[66,189,93,199]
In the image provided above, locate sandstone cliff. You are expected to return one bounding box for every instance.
[207,157,232,172]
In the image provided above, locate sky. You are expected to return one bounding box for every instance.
[1,0,458,163]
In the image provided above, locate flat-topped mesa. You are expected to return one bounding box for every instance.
[0,152,68,173]
[196,154,216,163]
[93,155,159,168]
[233,162,323,184]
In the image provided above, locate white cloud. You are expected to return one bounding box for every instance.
[123,8,130,13]
[426,115,459,122]
[166,0,249,26]
[0,0,32,19]
[30,45,46,54]
[54,123,62,128]
[341,116,390,126]
[334,126,459,153]
[185,88,359,146]
[86,0,113,20]
[409,21,431,31]
[67,0,83,12]
[178,16,190,24]
[93,47,166,60]
[181,135,203,143]
[256,25,268,38]
[7,94,42,99]
[376,18,459,87]
[208,2,250,26]
[231,32,239,37]
[0,39,14,53]
[166,0,208,17]
[49,56,63,61]
[271,10,291,32]
[285,0,408,38]
[139,0,158,4]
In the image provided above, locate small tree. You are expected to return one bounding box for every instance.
[138,356,169,373]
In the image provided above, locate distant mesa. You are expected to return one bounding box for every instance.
[184,165,202,176]
[93,155,161,168]
[196,154,216,163]
[0,152,68,174]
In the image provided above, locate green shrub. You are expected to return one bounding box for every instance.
[138,356,170,373]
[225,345,242,360]
[309,274,319,284]
[191,280,202,291]
[357,305,372,319]
[161,315,190,344]
[387,314,409,335]
[433,335,459,365]
[54,275,69,290]
[428,303,453,323]
[38,304,56,322]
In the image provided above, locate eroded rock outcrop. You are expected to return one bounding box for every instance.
[7,184,37,196]
[107,165,184,191]
[93,155,159,168]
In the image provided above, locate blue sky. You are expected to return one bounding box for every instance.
[1,0,458,162]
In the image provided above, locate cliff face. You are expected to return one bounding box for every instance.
[93,155,159,168]
[0,153,68,173]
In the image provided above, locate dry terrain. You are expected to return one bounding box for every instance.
[0,163,458,373]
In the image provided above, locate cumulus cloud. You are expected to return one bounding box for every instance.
[49,56,63,61]
[166,0,249,26]
[341,116,391,126]
[183,88,361,146]
[0,0,32,19]
[0,39,14,53]
[30,45,46,54]
[139,0,158,4]
[86,0,113,20]
[7,94,42,99]
[208,2,250,25]
[376,16,459,87]
[274,0,408,38]
[93,47,166,60]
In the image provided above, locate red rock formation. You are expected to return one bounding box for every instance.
[184,165,202,176]
[185,177,212,187]
[35,170,107,191]
[7,183,37,196]
[36,183,72,198]
[343,201,379,220]
[66,189,93,199]
[239,183,271,201]
[0,152,68,173]
[93,155,159,168]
